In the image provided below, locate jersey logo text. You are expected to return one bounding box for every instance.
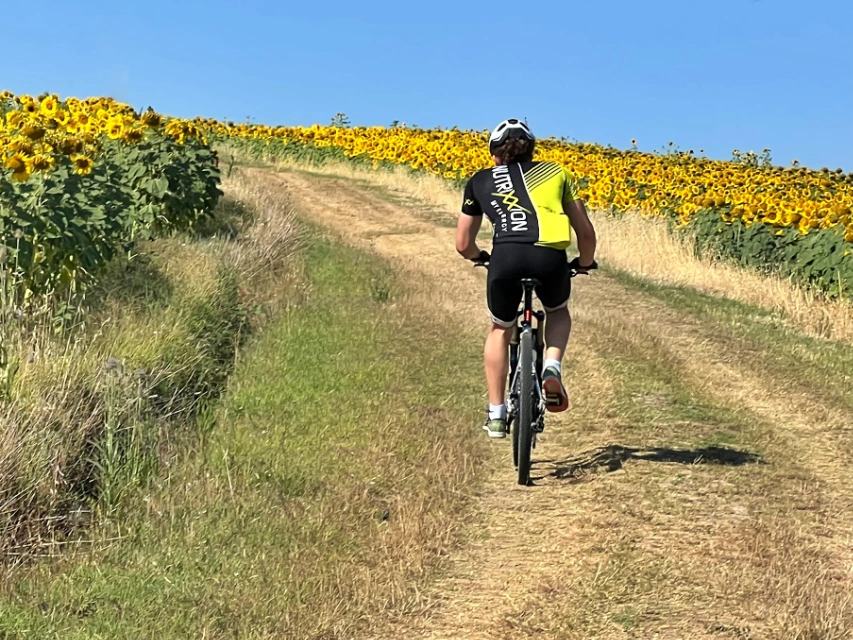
[490,165,530,232]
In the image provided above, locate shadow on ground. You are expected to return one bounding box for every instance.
[531,444,765,483]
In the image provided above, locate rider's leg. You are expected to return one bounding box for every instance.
[536,249,572,374]
[484,245,520,412]
[541,304,572,412]
[485,322,514,406]
[543,306,572,363]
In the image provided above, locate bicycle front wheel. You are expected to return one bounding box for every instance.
[515,327,534,486]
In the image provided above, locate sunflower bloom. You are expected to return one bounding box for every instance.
[21,124,46,141]
[123,128,145,144]
[8,139,34,155]
[107,122,124,140]
[5,152,32,181]
[59,137,83,155]
[38,96,56,116]
[7,110,26,128]
[31,154,54,172]
[141,110,161,128]
[71,154,94,175]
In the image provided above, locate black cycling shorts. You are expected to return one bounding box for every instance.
[487,243,572,327]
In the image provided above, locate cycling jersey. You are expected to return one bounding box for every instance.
[461,161,580,249]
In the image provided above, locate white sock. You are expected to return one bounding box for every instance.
[488,403,507,420]
[544,358,562,374]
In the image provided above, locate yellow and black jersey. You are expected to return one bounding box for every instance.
[461,161,580,249]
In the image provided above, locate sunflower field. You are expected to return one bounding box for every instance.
[206,120,853,296]
[0,91,221,300]
[4,90,852,298]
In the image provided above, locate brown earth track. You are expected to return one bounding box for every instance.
[252,167,853,640]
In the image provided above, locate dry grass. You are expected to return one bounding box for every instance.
[255,155,853,344]
[261,406,487,638]
[0,170,491,639]
[257,154,462,220]
[256,164,853,639]
[0,243,222,564]
[559,275,853,638]
[217,172,305,297]
[594,211,853,343]
[0,170,302,566]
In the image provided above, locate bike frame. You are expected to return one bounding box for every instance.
[506,280,546,438]
[472,257,592,484]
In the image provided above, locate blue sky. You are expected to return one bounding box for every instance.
[12,0,851,170]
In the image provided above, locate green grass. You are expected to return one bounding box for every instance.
[608,269,853,413]
[0,225,488,639]
[0,221,252,555]
[582,307,761,454]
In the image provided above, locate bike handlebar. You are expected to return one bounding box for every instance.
[471,253,598,278]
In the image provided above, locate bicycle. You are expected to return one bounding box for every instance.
[474,252,597,485]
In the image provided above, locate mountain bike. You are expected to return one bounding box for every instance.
[475,254,596,485]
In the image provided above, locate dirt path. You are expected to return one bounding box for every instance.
[253,167,853,640]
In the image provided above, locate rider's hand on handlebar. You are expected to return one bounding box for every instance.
[569,256,598,275]
[471,249,490,267]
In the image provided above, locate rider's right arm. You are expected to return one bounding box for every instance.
[563,183,597,268]
[457,177,484,259]
[456,212,483,259]
[461,178,483,217]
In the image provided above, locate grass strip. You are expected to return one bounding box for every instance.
[608,268,853,412]
[0,223,488,639]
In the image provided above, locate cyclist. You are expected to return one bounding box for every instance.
[455,118,597,438]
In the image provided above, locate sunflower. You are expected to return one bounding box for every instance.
[141,110,161,128]
[31,154,54,172]
[5,152,32,181]
[107,122,124,140]
[123,128,145,144]
[164,120,184,138]
[59,137,83,155]
[40,96,58,118]
[8,139,34,155]
[71,154,94,175]
[23,101,38,116]
[20,124,46,141]
[6,110,26,129]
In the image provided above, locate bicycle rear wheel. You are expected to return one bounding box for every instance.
[515,327,534,485]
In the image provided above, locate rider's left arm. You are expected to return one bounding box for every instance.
[456,213,483,260]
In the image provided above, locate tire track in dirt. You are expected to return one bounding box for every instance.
[254,168,631,639]
[251,167,853,639]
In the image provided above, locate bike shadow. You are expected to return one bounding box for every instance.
[531,443,765,483]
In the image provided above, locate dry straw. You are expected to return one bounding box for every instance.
[260,155,853,344]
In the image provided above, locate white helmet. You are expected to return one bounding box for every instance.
[489,118,535,154]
